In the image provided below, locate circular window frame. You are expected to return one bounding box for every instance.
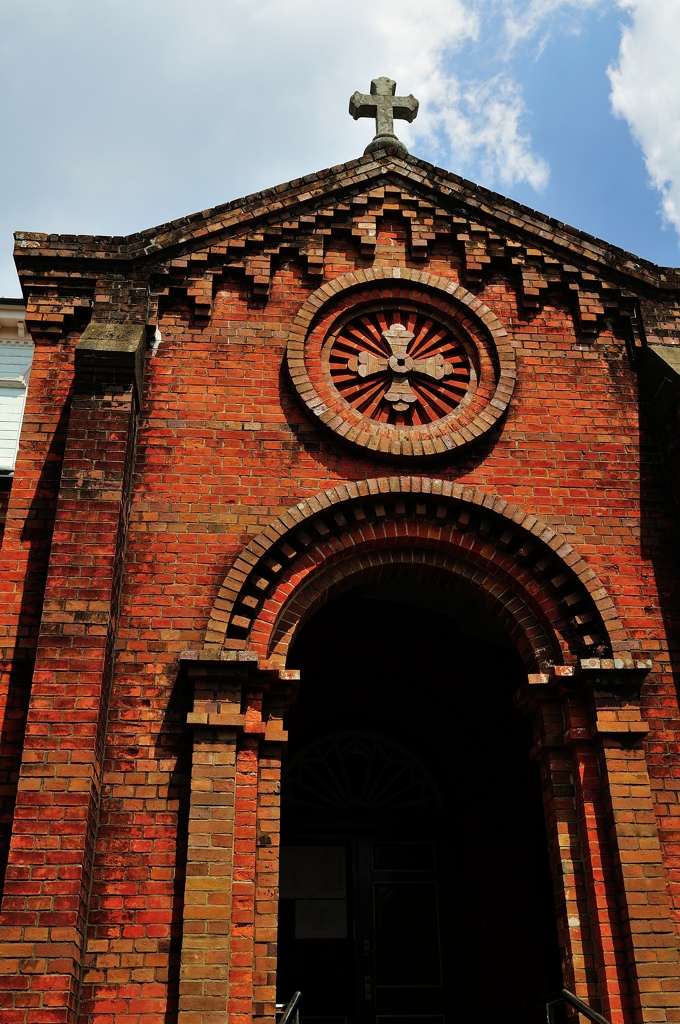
[286,268,516,459]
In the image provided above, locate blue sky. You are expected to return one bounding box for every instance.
[1,0,679,296]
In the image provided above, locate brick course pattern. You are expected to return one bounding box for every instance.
[0,150,678,1024]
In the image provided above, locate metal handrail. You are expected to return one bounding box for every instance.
[277,990,302,1024]
[547,988,612,1024]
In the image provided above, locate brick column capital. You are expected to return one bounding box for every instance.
[75,320,146,398]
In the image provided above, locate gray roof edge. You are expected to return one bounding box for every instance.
[11,150,680,286]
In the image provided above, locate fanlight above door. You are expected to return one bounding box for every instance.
[281,731,442,828]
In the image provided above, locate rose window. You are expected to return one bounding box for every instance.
[286,270,516,459]
[328,308,470,425]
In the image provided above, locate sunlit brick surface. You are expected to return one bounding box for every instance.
[0,151,679,1024]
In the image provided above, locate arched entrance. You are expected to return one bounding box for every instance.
[182,479,664,1024]
[276,583,562,1024]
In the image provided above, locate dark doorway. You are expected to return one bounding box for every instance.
[277,581,562,1024]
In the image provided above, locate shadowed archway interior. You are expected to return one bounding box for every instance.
[276,577,562,1024]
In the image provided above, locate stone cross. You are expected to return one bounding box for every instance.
[349,323,452,413]
[349,77,419,156]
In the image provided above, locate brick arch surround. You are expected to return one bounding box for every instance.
[265,547,554,669]
[203,478,632,665]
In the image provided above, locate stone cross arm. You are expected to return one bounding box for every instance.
[349,77,419,156]
[347,324,453,413]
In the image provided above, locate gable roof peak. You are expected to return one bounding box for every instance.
[13,149,680,290]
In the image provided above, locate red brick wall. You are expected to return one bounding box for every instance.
[64,228,679,1019]
[0,340,72,889]
[2,169,680,1022]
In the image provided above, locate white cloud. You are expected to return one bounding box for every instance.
[500,0,606,47]
[608,1,680,242]
[413,71,549,190]
[366,0,549,189]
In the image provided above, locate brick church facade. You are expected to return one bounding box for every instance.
[2,126,680,1024]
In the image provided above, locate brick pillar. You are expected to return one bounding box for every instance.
[581,660,680,1024]
[563,692,631,1024]
[521,659,680,1024]
[248,669,291,1024]
[0,323,145,1024]
[178,654,293,1024]
[521,677,600,1002]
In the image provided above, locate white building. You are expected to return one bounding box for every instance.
[0,297,32,475]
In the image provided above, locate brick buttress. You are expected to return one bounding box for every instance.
[0,324,145,1023]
